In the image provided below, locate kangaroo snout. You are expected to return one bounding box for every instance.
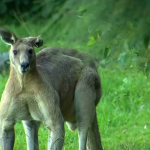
[21,62,30,73]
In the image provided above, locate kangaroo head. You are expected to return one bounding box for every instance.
[0,28,43,74]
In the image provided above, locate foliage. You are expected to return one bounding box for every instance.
[1,0,150,74]
[0,0,66,22]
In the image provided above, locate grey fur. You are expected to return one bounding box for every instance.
[0,28,103,150]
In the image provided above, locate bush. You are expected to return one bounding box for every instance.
[1,0,150,73]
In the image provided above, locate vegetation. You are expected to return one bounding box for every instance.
[0,68,150,150]
[0,0,150,149]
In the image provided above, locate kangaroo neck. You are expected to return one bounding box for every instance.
[9,65,40,90]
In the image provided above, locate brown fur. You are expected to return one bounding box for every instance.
[0,28,103,150]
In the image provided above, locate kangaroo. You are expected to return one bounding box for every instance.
[0,28,103,150]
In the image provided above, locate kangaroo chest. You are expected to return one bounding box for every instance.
[12,92,43,121]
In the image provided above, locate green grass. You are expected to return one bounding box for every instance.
[98,68,150,150]
[0,68,150,150]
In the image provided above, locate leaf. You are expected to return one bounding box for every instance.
[77,7,87,17]
[104,46,109,58]
[97,33,100,39]
[87,36,95,46]
[78,9,87,16]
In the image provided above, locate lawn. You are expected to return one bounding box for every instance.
[0,68,150,150]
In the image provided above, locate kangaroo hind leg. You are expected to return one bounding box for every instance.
[75,75,99,150]
[87,113,103,150]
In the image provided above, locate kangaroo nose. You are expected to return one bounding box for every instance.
[21,62,29,69]
[21,62,29,73]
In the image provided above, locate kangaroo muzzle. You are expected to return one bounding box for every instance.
[21,62,30,73]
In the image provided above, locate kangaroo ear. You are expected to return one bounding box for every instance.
[34,36,43,48]
[0,28,18,45]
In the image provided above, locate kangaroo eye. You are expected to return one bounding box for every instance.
[13,50,18,55]
[28,49,33,54]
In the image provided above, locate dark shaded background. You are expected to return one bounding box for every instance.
[0,0,150,74]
